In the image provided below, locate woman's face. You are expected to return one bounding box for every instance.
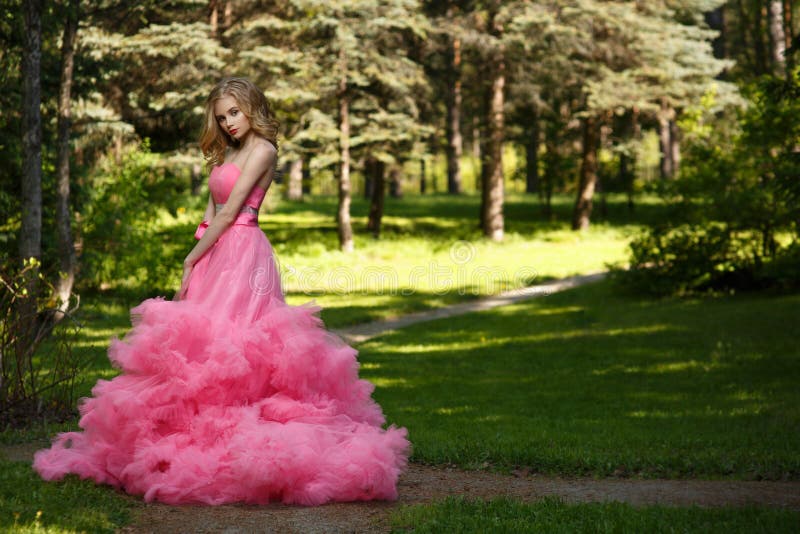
[214,94,251,142]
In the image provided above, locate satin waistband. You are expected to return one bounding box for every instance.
[217,203,259,226]
[216,203,258,215]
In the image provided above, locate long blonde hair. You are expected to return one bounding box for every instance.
[199,77,280,168]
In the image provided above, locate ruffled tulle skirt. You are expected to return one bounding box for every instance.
[33,220,410,505]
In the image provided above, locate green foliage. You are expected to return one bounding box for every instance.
[619,73,800,295]
[390,496,800,533]
[622,224,766,295]
[0,257,85,427]
[80,142,187,293]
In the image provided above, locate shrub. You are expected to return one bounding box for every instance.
[0,257,85,427]
[617,72,800,296]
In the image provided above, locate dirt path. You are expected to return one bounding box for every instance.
[6,444,798,533]
[119,464,800,533]
[333,272,607,344]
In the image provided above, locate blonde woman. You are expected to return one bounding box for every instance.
[34,77,410,506]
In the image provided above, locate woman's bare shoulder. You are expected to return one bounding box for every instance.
[249,139,277,164]
[254,137,277,157]
[240,140,275,174]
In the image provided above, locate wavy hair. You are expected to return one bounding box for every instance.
[199,77,280,168]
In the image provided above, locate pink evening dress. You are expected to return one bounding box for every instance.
[32,162,410,505]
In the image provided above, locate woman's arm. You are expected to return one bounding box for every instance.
[183,142,277,268]
[202,192,215,222]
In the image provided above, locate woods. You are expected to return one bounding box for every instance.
[1,4,800,530]
[1,0,799,420]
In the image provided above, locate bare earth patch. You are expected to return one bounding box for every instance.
[120,465,800,533]
[5,443,799,533]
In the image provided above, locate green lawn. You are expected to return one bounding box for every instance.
[389,496,800,533]
[4,192,797,531]
[270,193,653,327]
[359,280,800,479]
[0,462,133,533]
[134,192,657,327]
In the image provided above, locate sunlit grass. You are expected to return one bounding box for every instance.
[109,192,653,327]
[0,461,133,533]
[360,280,800,479]
[264,193,645,327]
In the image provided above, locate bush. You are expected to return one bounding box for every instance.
[0,257,85,427]
[619,224,793,295]
[617,72,800,296]
[79,142,189,294]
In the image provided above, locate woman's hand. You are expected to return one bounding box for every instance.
[178,260,194,300]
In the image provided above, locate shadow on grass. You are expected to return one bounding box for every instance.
[358,281,800,479]
[267,193,672,243]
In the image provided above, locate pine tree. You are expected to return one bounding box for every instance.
[234,0,430,250]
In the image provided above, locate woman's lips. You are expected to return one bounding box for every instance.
[229,129,238,135]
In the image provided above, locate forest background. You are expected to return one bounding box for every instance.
[1,0,799,423]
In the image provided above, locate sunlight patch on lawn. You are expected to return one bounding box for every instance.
[370,377,409,388]
[434,406,473,416]
[592,355,726,376]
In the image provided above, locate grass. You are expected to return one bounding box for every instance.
[121,192,657,327]
[4,191,797,530]
[269,193,653,327]
[0,461,133,533]
[358,280,800,479]
[389,496,800,533]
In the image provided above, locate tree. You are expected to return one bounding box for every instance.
[235,1,430,251]
[54,0,79,318]
[580,0,733,205]
[768,0,787,75]
[478,2,506,242]
[20,0,42,267]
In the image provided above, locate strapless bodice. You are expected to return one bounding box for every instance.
[209,162,267,210]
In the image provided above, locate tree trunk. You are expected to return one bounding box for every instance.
[389,165,402,198]
[54,0,79,318]
[768,0,787,74]
[337,50,354,252]
[16,0,44,378]
[572,116,599,231]
[301,157,311,194]
[223,0,232,30]
[20,0,43,268]
[472,115,481,192]
[615,110,637,212]
[784,0,794,73]
[419,157,426,194]
[619,153,631,207]
[754,4,769,75]
[286,158,303,200]
[525,107,540,194]
[658,100,676,179]
[735,0,756,71]
[669,118,681,178]
[597,122,610,219]
[541,157,553,220]
[481,12,505,242]
[366,158,385,238]
[209,0,218,37]
[705,7,727,59]
[445,33,463,195]
[364,171,373,199]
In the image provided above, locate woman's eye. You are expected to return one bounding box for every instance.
[231,110,238,116]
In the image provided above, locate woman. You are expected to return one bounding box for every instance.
[33,77,410,506]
